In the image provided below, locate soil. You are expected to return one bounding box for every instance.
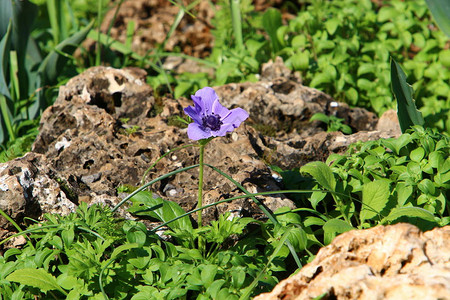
[81,0,299,68]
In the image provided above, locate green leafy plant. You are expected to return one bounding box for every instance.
[0,193,309,299]
[295,126,449,243]
[309,112,352,134]
[282,0,448,129]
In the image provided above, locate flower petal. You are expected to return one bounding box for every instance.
[190,96,204,114]
[184,106,202,124]
[187,123,212,140]
[213,123,236,137]
[212,98,230,118]
[221,107,249,127]
[193,87,218,115]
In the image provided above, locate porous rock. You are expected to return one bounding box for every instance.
[28,66,294,227]
[376,109,402,136]
[254,223,450,300]
[0,152,75,244]
[1,59,399,234]
[216,57,397,169]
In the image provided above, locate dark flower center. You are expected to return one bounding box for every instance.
[202,114,222,131]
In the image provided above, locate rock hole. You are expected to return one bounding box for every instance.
[328,287,338,300]
[9,166,22,176]
[134,148,151,157]
[308,265,323,282]
[114,75,125,85]
[113,92,122,107]
[92,92,110,111]
[83,159,94,170]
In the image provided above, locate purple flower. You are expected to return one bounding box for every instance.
[184,87,249,141]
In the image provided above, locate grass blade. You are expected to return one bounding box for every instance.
[390,58,424,133]
[39,20,95,84]
[11,0,37,101]
[95,0,103,66]
[425,0,450,37]
[230,0,244,50]
[112,164,199,212]
[0,94,14,143]
[205,163,303,269]
[0,21,12,99]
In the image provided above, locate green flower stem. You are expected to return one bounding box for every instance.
[197,142,207,253]
[196,138,212,228]
[196,138,212,253]
[197,143,205,228]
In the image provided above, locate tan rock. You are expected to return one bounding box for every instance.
[254,223,450,300]
[1,61,400,244]
[0,152,76,231]
[376,109,402,137]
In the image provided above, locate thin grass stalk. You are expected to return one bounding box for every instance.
[58,1,68,41]
[105,0,125,50]
[0,207,34,249]
[0,222,106,247]
[0,95,15,141]
[9,51,19,105]
[162,5,185,50]
[205,163,278,224]
[125,21,135,50]
[141,144,195,185]
[64,0,77,31]
[151,189,333,232]
[99,257,113,300]
[112,164,200,212]
[168,0,198,18]
[96,0,103,66]
[47,0,60,45]
[230,0,244,50]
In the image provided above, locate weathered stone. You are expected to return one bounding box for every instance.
[0,152,75,234]
[254,223,450,300]
[376,109,402,136]
[27,66,294,227]
[1,59,399,238]
[213,58,397,170]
